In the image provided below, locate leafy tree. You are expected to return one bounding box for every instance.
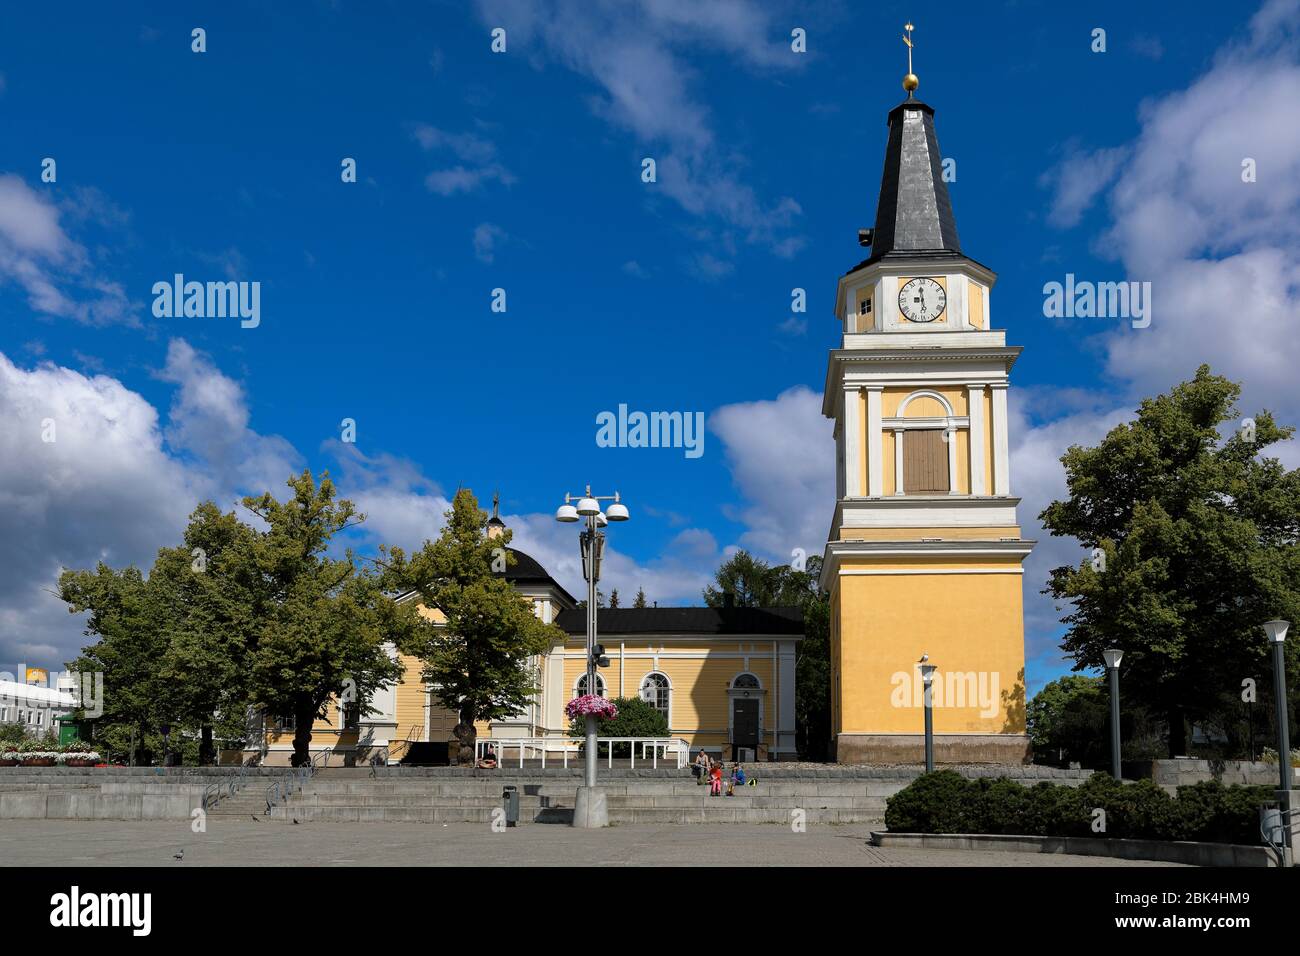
[632,587,648,608]
[149,503,260,763]
[703,551,780,607]
[1026,675,1109,767]
[381,489,563,765]
[242,471,407,767]
[62,564,170,765]
[1040,367,1300,757]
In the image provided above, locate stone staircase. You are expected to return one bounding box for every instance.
[268,776,893,825]
[205,786,273,820]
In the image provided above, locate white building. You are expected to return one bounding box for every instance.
[0,679,78,737]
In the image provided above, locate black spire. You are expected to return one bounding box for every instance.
[861,100,962,266]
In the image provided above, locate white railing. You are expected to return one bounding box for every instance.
[474,737,690,769]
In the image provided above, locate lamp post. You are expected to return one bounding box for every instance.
[1103,649,1123,781]
[557,486,628,826]
[1262,621,1292,794]
[919,660,936,772]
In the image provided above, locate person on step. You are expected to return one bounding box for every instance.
[693,748,709,784]
[709,760,723,796]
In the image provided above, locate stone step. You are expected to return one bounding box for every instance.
[265,804,882,825]
[284,792,888,809]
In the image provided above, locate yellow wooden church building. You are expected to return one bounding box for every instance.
[252,504,803,766]
[819,65,1033,763]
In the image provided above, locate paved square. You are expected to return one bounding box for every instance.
[0,820,1184,866]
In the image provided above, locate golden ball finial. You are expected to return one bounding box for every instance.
[902,73,919,93]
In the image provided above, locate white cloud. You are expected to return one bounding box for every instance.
[709,386,833,561]
[1040,145,1129,228]
[411,123,517,196]
[473,0,805,261]
[0,351,202,672]
[472,222,508,263]
[1016,0,1300,667]
[0,174,136,326]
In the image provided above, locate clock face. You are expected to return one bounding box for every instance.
[898,277,946,323]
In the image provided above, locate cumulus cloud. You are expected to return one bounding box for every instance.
[710,386,834,561]
[0,351,201,672]
[1017,0,1300,682]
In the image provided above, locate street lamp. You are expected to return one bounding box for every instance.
[556,485,629,828]
[1103,649,1123,781]
[919,658,936,772]
[1262,621,1292,795]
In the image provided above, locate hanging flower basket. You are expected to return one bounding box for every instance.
[565,695,618,720]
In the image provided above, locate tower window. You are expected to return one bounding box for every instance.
[859,297,872,315]
[903,429,950,494]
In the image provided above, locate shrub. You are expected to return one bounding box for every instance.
[0,722,27,746]
[884,771,977,833]
[884,770,1272,845]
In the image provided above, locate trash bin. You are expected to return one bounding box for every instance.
[502,785,519,827]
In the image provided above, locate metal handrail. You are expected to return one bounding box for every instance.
[473,736,691,769]
[201,762,251,811]
[386,724,424,765]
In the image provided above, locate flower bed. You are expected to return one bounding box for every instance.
[0,748,104,767]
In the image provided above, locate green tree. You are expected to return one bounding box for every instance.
[608,588,620,608]
[703,550,780,607]
[242,471,407,767]
[1039,367,1300,757]
[381,489,563,765]
[632,587,648,608]
[61,564,170,765]
[1026,675,1109,767]
[149,503,260,763]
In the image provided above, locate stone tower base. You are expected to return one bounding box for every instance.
[834,733,1031,765]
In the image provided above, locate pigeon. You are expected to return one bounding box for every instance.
[918,653,929,663]
[173,850,184,862]
[250,814,260,822]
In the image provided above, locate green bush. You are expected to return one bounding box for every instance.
[884,770,977,833]
[885,771,1273,845]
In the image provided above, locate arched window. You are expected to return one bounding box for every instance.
[575,673,606,698]
[731,673,761,690]
[640,673,671,721]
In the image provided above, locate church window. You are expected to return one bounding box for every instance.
[640,673,671,721]
[903,429,949,494]
[576,673,606,698]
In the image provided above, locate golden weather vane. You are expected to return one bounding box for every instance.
[902,21,919,97]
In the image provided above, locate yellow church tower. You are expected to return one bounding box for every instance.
[819,26,1033,764]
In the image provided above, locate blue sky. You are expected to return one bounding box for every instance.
[3,0,1299,697]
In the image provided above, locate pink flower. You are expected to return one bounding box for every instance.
[565,694,618,720]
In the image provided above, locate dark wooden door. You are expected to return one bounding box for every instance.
[733,699,760,749]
